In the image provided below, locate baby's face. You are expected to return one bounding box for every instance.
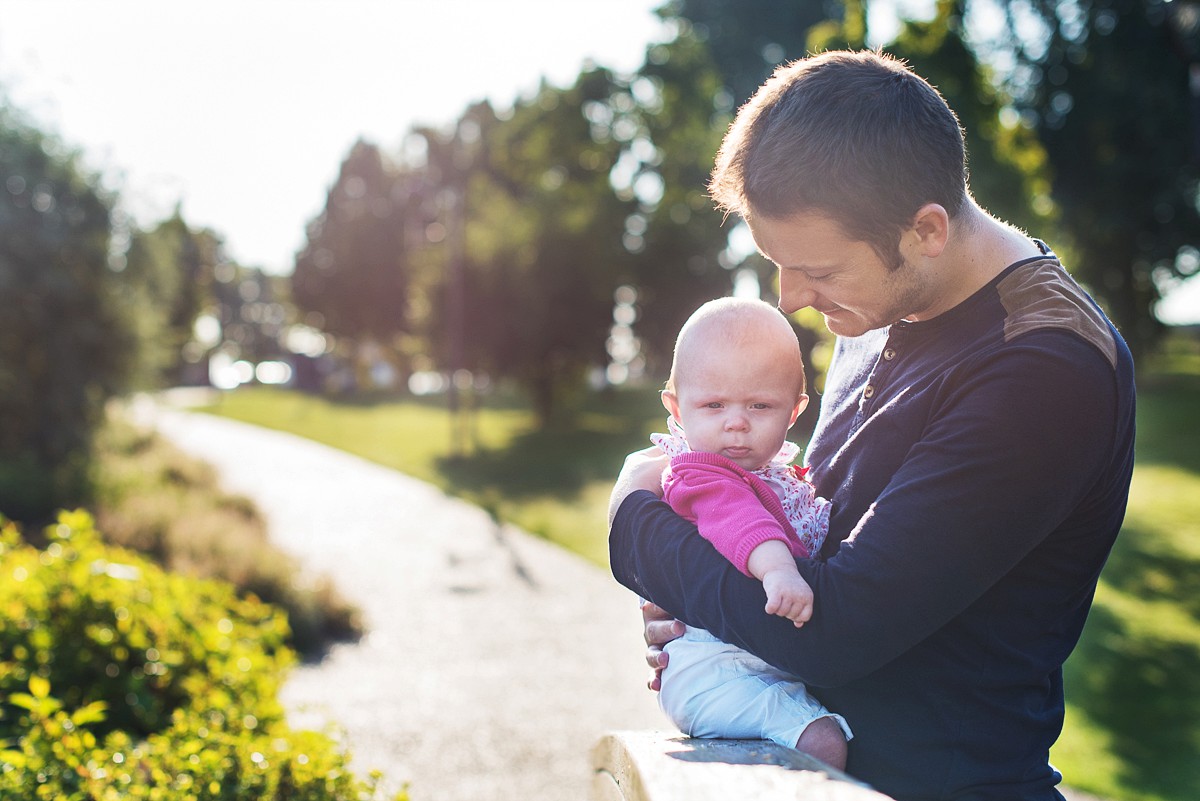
[666,343,803,472]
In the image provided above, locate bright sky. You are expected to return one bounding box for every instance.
[0,0,668,274]
[2,0,1197,324]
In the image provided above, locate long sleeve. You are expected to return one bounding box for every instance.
[662,454,808,576]
[611,250,1137,800]
[612,333,1125,687]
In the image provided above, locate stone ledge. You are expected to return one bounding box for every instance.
[592,730,895,801]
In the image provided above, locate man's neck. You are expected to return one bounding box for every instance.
[924,202,1042,316]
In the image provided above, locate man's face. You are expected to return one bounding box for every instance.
[748,211,935,337]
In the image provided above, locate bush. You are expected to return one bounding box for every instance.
[0,511,405,801]
[0,107,136,524]
[91,418,362,657]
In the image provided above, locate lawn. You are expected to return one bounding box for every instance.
[198,352,1200,801]
[1050,355,1200,801]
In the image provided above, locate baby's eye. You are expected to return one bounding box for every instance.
[705,402,724,409]
[750,402,771,410]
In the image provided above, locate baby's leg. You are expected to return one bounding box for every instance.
[795,716,847,771]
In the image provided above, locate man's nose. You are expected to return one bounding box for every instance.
[778,271,818,314]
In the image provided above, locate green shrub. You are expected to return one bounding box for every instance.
[91,418,363,657]
[0,510,289,740]
[1,682,401,801]
[0,511,405,801]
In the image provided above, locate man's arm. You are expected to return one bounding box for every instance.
[608,446,668,526]
[611,338,1122,687]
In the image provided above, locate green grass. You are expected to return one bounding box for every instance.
[199,350,1200,801]
[1050,365,1200,801]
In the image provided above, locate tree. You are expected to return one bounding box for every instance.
[636,0,858,390]
[121,210,223,387]
[655,0,849,105]
[988,0,1200,359]
[292,140,412,367]
[443,72,636,423]
[883,1,1053,239]
[0,106,134,522]
[620,30,744,375]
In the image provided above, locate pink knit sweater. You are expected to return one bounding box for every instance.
[661,451,814,577]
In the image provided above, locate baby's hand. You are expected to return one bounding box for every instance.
[762,569,814,627]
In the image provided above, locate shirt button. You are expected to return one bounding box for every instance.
[883,348,897,361]
[864,385,875,399]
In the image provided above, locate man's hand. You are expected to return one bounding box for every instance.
[642,601,685,691]
[608,446,669,525]
[762,569,815,628]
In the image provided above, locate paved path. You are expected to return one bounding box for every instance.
[143,403,663,801]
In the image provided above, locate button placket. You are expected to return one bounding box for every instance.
[863,339,901,406]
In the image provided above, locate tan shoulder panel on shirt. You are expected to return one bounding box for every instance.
[997,259,1119,369]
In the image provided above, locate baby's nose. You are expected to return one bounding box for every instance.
[724,413,749,431]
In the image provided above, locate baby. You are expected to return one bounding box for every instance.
[647,296,849,767]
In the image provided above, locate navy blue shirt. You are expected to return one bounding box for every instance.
[610,255,1136,800]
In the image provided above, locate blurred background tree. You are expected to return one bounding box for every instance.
[0,107,133,523]
[4,0,1197,508]
[980,0,1200,362]
[618,27,744,377]
[417,69,637,425]
[122,210,223,387]
[0,105,276,523]
[293,139,413,389]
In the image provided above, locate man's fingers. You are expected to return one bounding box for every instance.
[641,601,681,694]
[646,646,668,692]
[641,600,674,623]
[645,618,685,647]
[645,645,668,671]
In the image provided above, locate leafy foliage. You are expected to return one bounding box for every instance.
[0,510,291,740]
[0,108,133,523]
[621,31,742,375]
[293,140,413,347]
[985,0,1200,359]
[437,72,638,422]
[654,0,842,105]
[90,417,362,658]
[121,212,225,387]
[0,511,403,801]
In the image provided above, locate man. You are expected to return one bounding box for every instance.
[608,50,1135,801]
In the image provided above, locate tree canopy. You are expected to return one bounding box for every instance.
[0,107,131,521]
[986,0,1200,359]
[4,0,1179,439]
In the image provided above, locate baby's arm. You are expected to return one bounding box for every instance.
[746,540,813,627]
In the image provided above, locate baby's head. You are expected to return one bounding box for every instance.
[662,297,809,471]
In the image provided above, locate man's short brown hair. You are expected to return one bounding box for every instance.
[709,50,969,269]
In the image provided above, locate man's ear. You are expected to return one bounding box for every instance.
[908,202,950,258]
[789,394,809,426]
[661,389,681,420]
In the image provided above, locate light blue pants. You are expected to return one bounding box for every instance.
[659,626,852,749]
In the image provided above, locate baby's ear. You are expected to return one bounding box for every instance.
[789,394,810,425]
[661,389,681,420]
